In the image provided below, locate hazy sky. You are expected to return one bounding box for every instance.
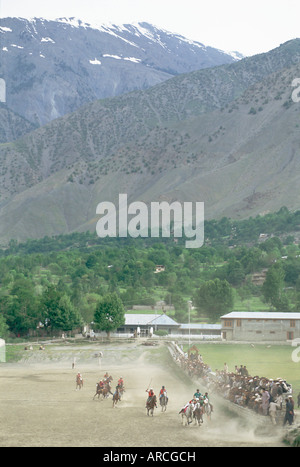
[1,0,300,56]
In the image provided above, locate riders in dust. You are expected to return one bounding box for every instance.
[159,385,168,404]
[179,389,213,415]
[146,387,157,408]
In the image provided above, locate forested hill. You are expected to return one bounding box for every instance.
[0,207,299,338]
[2,206,299,256]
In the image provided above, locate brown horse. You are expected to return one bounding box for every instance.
[93,383,103,400]
[146,395,157,416]
[94,385,111,400]
[193,402,203,425]
[76,374,83,390]
[112,388,120,408]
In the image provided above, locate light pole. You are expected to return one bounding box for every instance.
[187,300,192,351]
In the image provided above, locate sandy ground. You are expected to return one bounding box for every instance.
[0,340,287,447]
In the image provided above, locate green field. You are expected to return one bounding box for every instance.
[183,343,300,397]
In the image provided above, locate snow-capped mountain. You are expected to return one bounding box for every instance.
[0,17,242,126]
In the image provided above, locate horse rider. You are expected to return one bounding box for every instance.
[194,389,202,399]
[114,384,121,400]
[203,392,213,412]
[99,379,104,389]
[159,386,168,403]
[179,398,196,414]
[146,387,157,407]
[118,376,124,388]
[104,372,109,380]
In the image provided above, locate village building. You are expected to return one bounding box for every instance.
[178,323,221,338]
[117,313,179,336]
[116,314,222,339]
[221,311,300,342]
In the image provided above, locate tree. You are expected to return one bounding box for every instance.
[93,293,125,338]
[194,278,234,323]
[0,313,9,338]
[5,278,40,336]
[262,263,290,311]
[41,286,83,334]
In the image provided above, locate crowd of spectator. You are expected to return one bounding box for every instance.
[173,345,295,426]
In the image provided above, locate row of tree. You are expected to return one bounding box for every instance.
[0,207,299,337]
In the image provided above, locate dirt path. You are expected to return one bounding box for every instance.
[0,341,285,447]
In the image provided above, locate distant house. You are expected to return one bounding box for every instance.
[221,311,300,342]
[117,313,179,336]
[251,268,268,286]
[117,314,221,338]
[154,265,165,273]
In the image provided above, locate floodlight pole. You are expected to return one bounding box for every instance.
[187,301,192,350]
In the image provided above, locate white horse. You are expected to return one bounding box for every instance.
[181,403,194,426]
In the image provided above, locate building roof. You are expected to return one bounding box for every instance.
[221,312,300,320]
[124,314,179,327]
[179,323,221,330]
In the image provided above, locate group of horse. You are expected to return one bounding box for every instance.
[146,393,168,416]
[180,399,212,426]
[93,375,125,408]
[78,372,211,423]
[146,392,212,426]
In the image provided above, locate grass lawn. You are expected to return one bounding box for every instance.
[183,343,300,397]
[233,294,270,312]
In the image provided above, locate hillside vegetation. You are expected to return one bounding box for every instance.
[0,208,300,338]
[0,40,300,242]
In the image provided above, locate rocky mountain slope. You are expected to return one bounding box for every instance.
[0,39,299,244]
[0,17,240,127]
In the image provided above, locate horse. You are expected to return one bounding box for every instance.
[203,399,212,420]
[93,382,111,400]
[105,375,113,384]
[93,383,104,400]
[146,395,157,416]
[159,393,168,412]
[76,374,83,390]
[181,403,194,426]
[118,385,125,399]
[101,386,111,399]
[193,402,203,426]
[112,388,121,408]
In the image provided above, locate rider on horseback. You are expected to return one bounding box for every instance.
[159,385,168,406]
[146,388,157,407]
[118,377,124,388]
[194,389,202,399]
[179,399,195,414]
[203,392,213,412]
[114,384,121,399]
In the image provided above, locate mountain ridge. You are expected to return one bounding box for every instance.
[0,17,240,127]
[0,38,300,243]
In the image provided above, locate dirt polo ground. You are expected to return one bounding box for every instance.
[0,340,286,447]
